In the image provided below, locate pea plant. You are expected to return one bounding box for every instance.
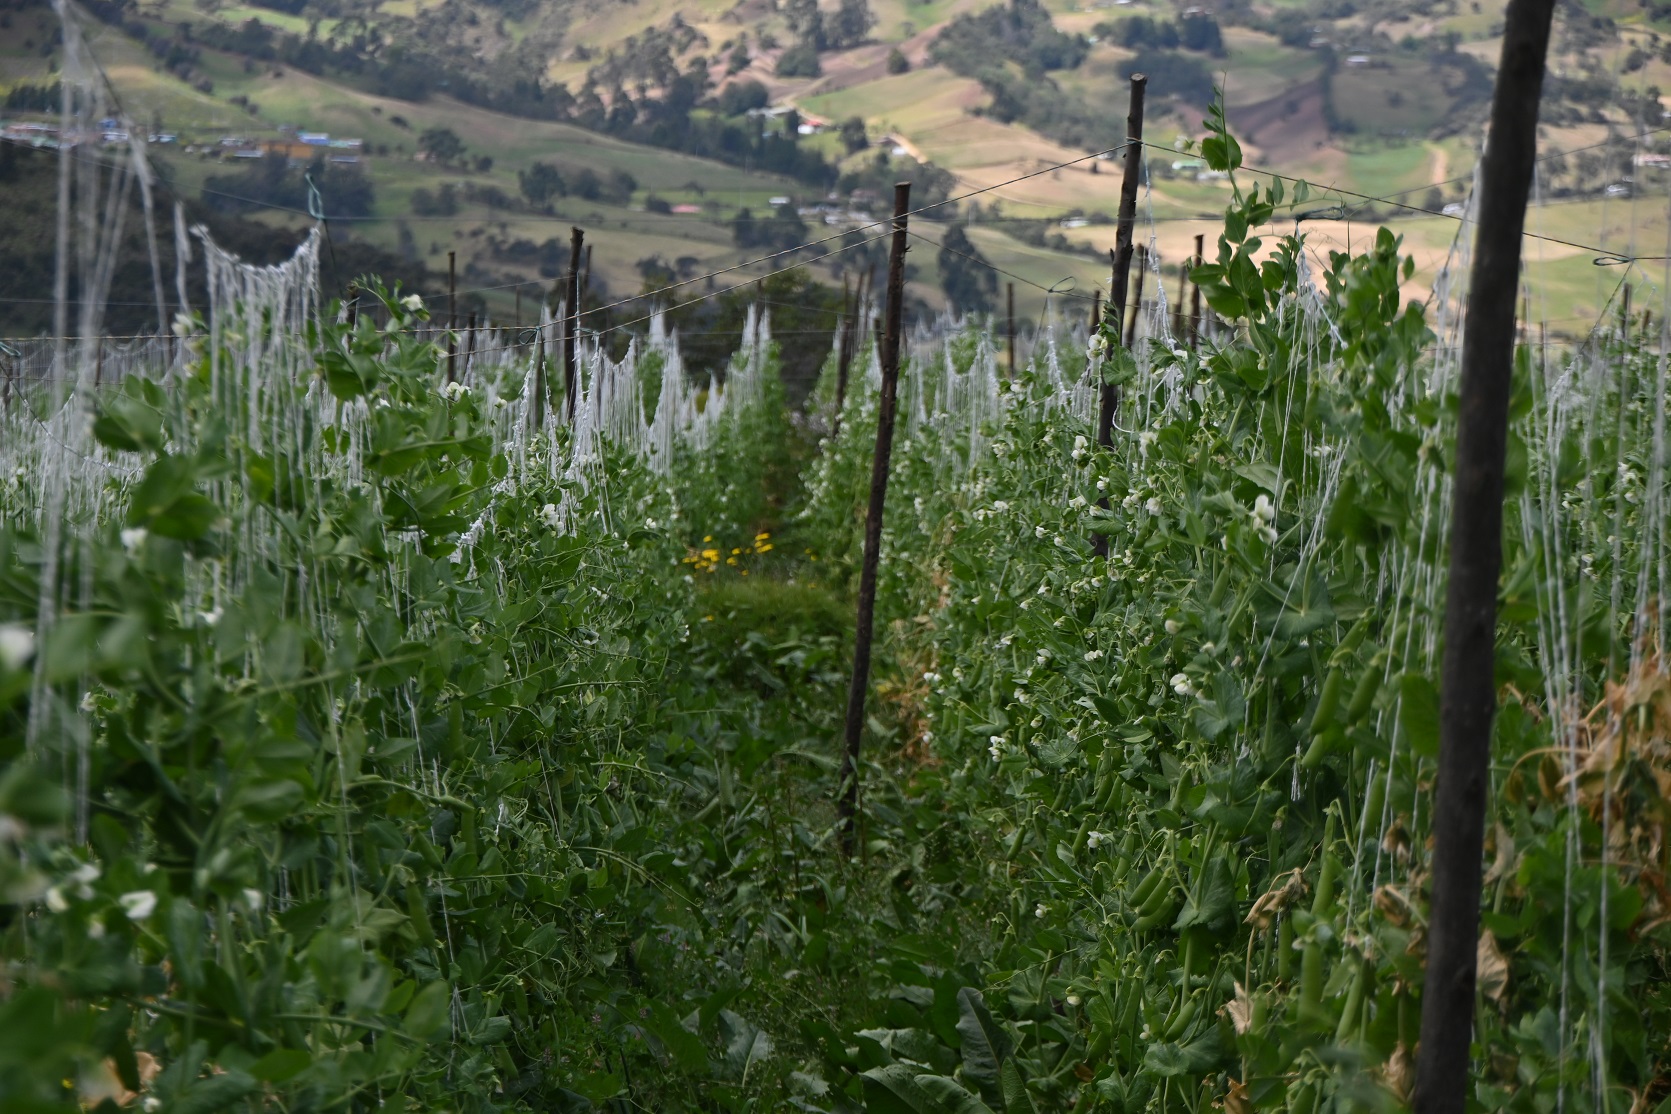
[798,110,1671,1111]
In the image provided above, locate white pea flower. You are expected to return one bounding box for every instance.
[120,527,148,555]
[1035,903,1049,918]
[72,862,101,886]
[1202,642,1217,655]
[171,311,195,338]
[1035,525,1047,539]
[1036,648,1052,665]
[1171,673,1194,696]
[1144,497,1163,515]
[144,1098,162,1112]
[45,886,69,913]
[1086,831,1107,850]
[1084,649,1104,661]
[0,624,35,671]
[1252,494,1276,524]
[243,888,265,913]
[539,503,562,530]
[1165,619,1181,634]
[1138,430,1158,452]
[402,293,425,313]
[1258,524,1278,544]
[198,607,223,628]
[1121,492,1138,509]
[1072,434,1089,461]
[1097,478,1108,492]
[992,500,1010,513]
[1067,994,1083,1007]
[87,917,106,939]
[1068,495,1088,509]
[1087,333,1108,360]
[443,381,468,401]
[119,890,158,921]
[988,736,1005,760]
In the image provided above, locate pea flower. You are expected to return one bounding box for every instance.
[1144,496,1163,515]
[1171,673,1195,696]
[443,382,468,401]
[0,624,35,671]
[402,293,425,313]
[1084,649,1104,661]
[119,890,158,921]
[120,527,147,555]
[1086,831,1108,850]
[1252,494,1276,524]
[1087,333,1108,360]
[539,504,562,529]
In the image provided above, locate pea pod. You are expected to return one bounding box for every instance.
[1312,814,1340,915]
[1334,958,1367,1044]
[405,883,435,947]
[1288,1081,1318,1114]
[1162,992,1200,1041]
[1331,614,1371,663]
[1343,654,1385,725]
[1208,563,1232,608]
[1131,891,1178,933]
[1127,866,1166,911]
[1308,668,1345,735]
[1299,727,1340,769]
[1300,938,1323,1018]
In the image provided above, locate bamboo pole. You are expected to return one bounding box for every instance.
[838,181,910,853]
[1413,1,1556,1111]
[447,250,457,382]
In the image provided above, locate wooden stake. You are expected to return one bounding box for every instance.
[533,324,546,431]
[834,274,854,436]
[1621,281,1633,336]
[464,312,477,378]
[564,227,583,424]
[346,282,359,328]
[1125,245,1145,350]
[515,284,522,330]
[447,250,457,383]
[1090,287,1101,332]
[1007,282,1016,375]
[1414,2,1556,1112]
[838,181,910,854]
[1095,76,1147,559]
[1189,233,1204,346]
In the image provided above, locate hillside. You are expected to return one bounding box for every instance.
[5,0,1671,330]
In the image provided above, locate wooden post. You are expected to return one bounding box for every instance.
[1093,75,1146,560]
[464,312,477,378]
[838,181,910,853]
[1189,233,1204,346]
[447,251,457,382]
[1173,260,1188,339]
[1413,1,1556,1112]
[533,325,546,431]
[1007,282,1016,376]
[346,282,359,328]
[1125,245,1146,349]
[1090,287,1101,332]
[564,227,583,424]
[834,274,854,436]
[1620,281,1633,336]
[1097,75,1147,453]
[515,284,522,330]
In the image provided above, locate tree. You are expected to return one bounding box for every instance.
[776,40,822,77]
[840,116,870,154]
[718,79,769,116]
[830,0,876,48]
[519,161,567,205]
[418,126,465,165]
[886,47,909,73]
[937,223,998,315]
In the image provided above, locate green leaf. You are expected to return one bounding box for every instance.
[402,980,451,1039]
[248,1049,312,1083]
[1398,672,1441,759]
[864,1064,931,1113]
[645,1002,708,1074]
[954,988,1010,1102]
[999,1059,1037,1114]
